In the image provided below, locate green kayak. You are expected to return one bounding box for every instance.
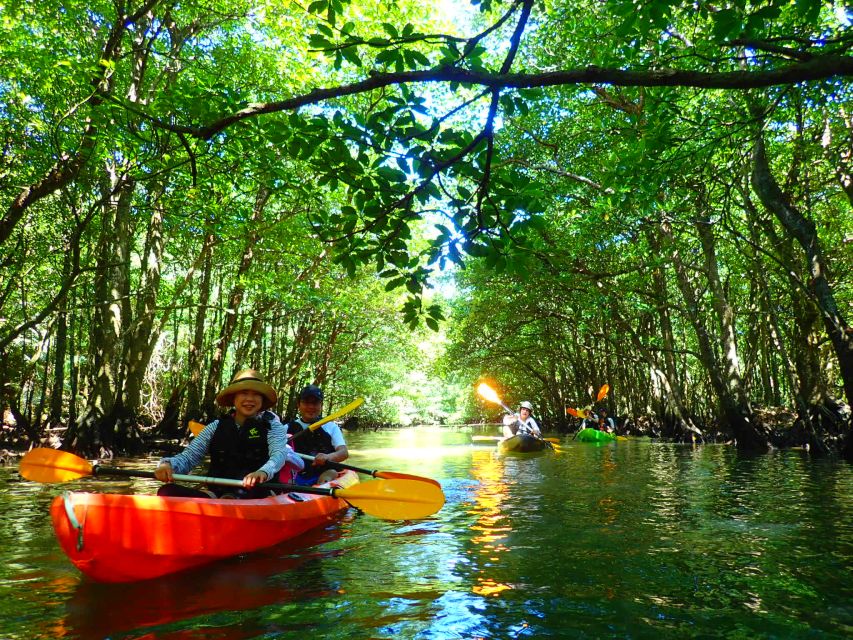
[575,428,617,443]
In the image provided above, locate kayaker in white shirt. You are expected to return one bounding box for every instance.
[502,401,541,438]
[154,369,302,498]
[285,384,349,485]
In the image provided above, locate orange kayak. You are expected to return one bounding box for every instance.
[50,470,358,583]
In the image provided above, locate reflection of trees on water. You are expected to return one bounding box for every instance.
[468,449,513,597]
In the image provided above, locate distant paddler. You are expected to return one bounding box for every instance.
[502,400,542,439]
[476,383,542,438]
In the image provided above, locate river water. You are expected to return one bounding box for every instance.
[1,427,851,639]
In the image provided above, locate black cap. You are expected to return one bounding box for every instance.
[299,385,323,401]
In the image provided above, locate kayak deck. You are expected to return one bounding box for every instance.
[50,470,358,583]
[575,428,617,442]
[498,433,553,454]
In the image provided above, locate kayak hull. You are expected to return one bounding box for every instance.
[498,433,553,454]
[576,428,617,443]
[50,470,358,583]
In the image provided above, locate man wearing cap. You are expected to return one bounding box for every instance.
[154,369,303,498]
[286,384,349,485]
[502,400,541,438]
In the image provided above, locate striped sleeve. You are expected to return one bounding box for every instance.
[159,420,218,475]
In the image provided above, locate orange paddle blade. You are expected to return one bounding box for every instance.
[597,384,610,401]
[19,448,95,483]
[566,408,579,417]
[189,420,205,436]
[476,383,501,405]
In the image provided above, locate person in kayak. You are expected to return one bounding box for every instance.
[154,369,303,498]
[597,407,616,433]
[502,401,542,438]
[285,384,349,485]
[580,408,599,430]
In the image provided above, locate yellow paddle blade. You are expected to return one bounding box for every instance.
[19,448,94,483]
[338,478,445,520]
[597,384,610,401]
[308,397,364,432]
[373,470,442,488]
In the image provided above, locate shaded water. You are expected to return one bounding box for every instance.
[1,427,851,639]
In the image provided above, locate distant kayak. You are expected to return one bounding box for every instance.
[498,433,554,454]
[575,428,617,443]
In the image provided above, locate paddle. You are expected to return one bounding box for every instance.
[476,382,560,450]
[295,452,441,488]
[472,435,562,445]
[567,383,610,438]
[197,399,434,486]
[188,397,365,438]
[476,383,515,414]
[19,448,444,520]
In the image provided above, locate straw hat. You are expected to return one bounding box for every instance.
[215,369,277,409]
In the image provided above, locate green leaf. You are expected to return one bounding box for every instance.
[377,166,408,182]
[308,34,333,50]
[385,277,405,291]
[341,47,362,67]
[307,0,327,14]
[712,9,742,41]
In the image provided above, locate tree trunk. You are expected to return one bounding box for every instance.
[185,241,214,419]
[752,131,853,410]
[203,187,270,414]
[660,217,769,450]
[68,173,135,456]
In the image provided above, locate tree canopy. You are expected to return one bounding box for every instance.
[1,0,851,456]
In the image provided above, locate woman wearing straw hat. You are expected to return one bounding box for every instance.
[154,369,303,498]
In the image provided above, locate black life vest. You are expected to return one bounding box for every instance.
[287,418,335,478]
[208,412,271,485]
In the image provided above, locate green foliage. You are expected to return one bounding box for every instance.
[1,0,850,442]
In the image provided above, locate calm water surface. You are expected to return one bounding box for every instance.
[1,427,851,639]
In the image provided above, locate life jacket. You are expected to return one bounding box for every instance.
[207,412,271,492]
[287,418,335,479]
[516,417,537,436]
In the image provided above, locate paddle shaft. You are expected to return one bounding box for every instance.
[92,465,342,498]
[297,453,375,477]
[296,452,441,487]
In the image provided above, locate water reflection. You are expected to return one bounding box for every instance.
[3,433,852,639]
[69,523,349,639]
[468,450,512,597]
